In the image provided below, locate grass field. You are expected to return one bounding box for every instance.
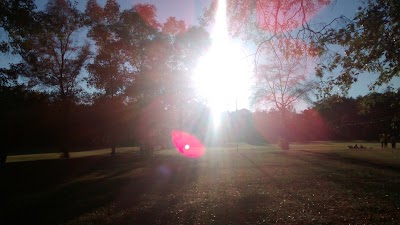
[1,142,400,224]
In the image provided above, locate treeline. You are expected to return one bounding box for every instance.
[215,90,400,145]
[0,85,207,153]
[270,91,400,142]
[314,91,400,141]
[2,84,399,155]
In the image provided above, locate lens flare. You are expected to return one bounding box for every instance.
[171,130,205,158]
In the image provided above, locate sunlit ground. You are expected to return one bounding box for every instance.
[193,0,253,126]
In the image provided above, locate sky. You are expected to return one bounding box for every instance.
[2,0,399,111]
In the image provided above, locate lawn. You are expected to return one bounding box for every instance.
[1,142,400,224]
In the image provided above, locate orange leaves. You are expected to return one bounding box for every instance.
[162,17,187,37]
[133,4,160,29]
[227,0,330,34]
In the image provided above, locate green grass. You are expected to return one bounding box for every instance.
[1,142,400,224]
[6,147,138,163]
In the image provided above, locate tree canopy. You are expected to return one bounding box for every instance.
[3,0,90,101]
[0,0,211,157]
[315,0,400,94]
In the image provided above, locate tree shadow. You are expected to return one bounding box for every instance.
[0,152,201,225]
[294,149,400,172]
[238,149,400,223]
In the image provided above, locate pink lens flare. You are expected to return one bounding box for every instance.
[171,130,205,158]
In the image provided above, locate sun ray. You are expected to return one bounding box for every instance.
[193,0,252,126]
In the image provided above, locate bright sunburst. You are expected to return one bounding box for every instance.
[193,0,252,126]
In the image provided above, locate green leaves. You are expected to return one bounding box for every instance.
[3,0,90,99]
[318,0,400,95]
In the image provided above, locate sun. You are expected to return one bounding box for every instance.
[193,0,252,125]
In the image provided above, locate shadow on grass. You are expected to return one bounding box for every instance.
[295,150,400,209]
[3,147,400,224]
[296,149,400,172]
[238,149,400,223]
[0,153,201,225]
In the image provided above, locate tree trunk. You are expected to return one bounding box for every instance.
[146,140,154,158]
[0,147,8,168]
[1,115,11,168]
[140,142,145,157]
[280,108,290,150]
[60,99,71,158]
[109,91,117,156]
[111,135,116,156]
[109,119,117,156]
[141,139,154,159]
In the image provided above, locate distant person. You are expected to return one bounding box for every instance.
[391,135,396,149]
[380,134,385,149]
[384,134,388,148]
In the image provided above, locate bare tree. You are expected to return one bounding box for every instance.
[251,39,317,149]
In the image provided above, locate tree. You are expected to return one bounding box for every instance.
[119,3,160,75]
[0,0,36,53]
[86,1,210,157]
[251,40,316,110]
[0,0,36,87]
[86,1,165,156]
[315,0,400,95]
[86,0,129,155]
[160,23,210,130]
[202,0,332,42]
[251,39,316,149]
[126,19,210,156]
[4,0,90,158]
[358,88,400,135]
